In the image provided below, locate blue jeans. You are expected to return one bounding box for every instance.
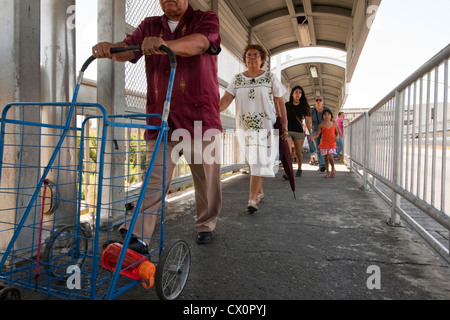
[312,131,324,168]
[307,135,316,154]
[335,136,343,158]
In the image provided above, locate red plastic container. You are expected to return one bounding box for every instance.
[102,242,155,289]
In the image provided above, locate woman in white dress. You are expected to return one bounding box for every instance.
[220,44,287,213]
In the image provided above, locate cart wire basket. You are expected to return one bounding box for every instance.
[0,46,190,300]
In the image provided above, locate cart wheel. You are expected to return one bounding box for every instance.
[155,239,190,300]
[0,287,21,300]
[42,225,89,279]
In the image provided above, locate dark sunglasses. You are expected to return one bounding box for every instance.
[316,99,322,102]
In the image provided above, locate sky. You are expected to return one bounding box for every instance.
[343,0,450,109]
[75,0,450,110]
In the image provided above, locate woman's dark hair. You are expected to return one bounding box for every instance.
[322,109,334,120]
[243,44,267,68]
[289,86,311,117]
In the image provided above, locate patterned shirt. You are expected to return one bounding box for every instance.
[225,71,286,177]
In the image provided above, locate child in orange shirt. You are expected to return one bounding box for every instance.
[309,110,340,178]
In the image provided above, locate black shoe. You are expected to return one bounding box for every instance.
[127,238,149,255]
[119,229,149,254]
[197,231,215,244]
[320,166,326,172]
[296,170,302,177]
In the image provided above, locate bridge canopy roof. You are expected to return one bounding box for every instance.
[190,0,381,112]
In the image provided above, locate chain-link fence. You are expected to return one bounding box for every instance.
[125,1,163,111]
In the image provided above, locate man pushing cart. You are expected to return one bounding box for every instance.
[92,0,223,248]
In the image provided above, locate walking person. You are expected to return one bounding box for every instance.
[283,86,312,178]
[335,111,348,162]
[307,107,318,166]
[92,0,223,247]
[309,110,340,178]
[220,44,287,214]
[311,96,332,172]
[307,133,318,165]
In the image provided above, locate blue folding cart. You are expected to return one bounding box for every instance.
[0,46,190,300]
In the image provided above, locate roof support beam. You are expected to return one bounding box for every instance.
[285,0,303,48]
[302,0,316,46]
[211,0,218,13]
[249,2,352,51]
[223,0,270,53]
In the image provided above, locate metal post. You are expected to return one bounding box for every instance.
[442,60,449,255]
[388,90,403,226]
[97,0,126,115]
[97,0,126,225]
[211,0,219,13]
[442,60,448,214]
[40,0,77,225]
[41,0,76,103]
[0,0,41,251]
[0,0,41,105]
[347,124,353,172]
[362,112,370,190]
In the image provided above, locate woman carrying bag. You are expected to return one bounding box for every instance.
[284,86,312,177]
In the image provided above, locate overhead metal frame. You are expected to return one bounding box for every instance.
[190,0,382,112]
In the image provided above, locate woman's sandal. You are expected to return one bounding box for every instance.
[256,193,265,203]
[247,200,258,214]
[330,170,336,178]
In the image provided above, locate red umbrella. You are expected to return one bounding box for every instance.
[274,117,296,199]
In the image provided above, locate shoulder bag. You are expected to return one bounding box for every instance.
[287,103,304,126]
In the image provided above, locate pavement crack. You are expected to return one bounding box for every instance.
[326,257,445,268]
[302,223,359,230]
[237,249,294,255]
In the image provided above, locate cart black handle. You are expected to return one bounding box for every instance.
[109,45,142,54]
[80,45,176,73]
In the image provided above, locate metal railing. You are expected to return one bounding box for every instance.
[78,116,246,202]
[345,44,450,264]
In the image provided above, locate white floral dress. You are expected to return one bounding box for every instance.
[226,71,286,177]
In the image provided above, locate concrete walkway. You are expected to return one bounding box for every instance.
[126,160,450,301]
[20,160,450,302]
